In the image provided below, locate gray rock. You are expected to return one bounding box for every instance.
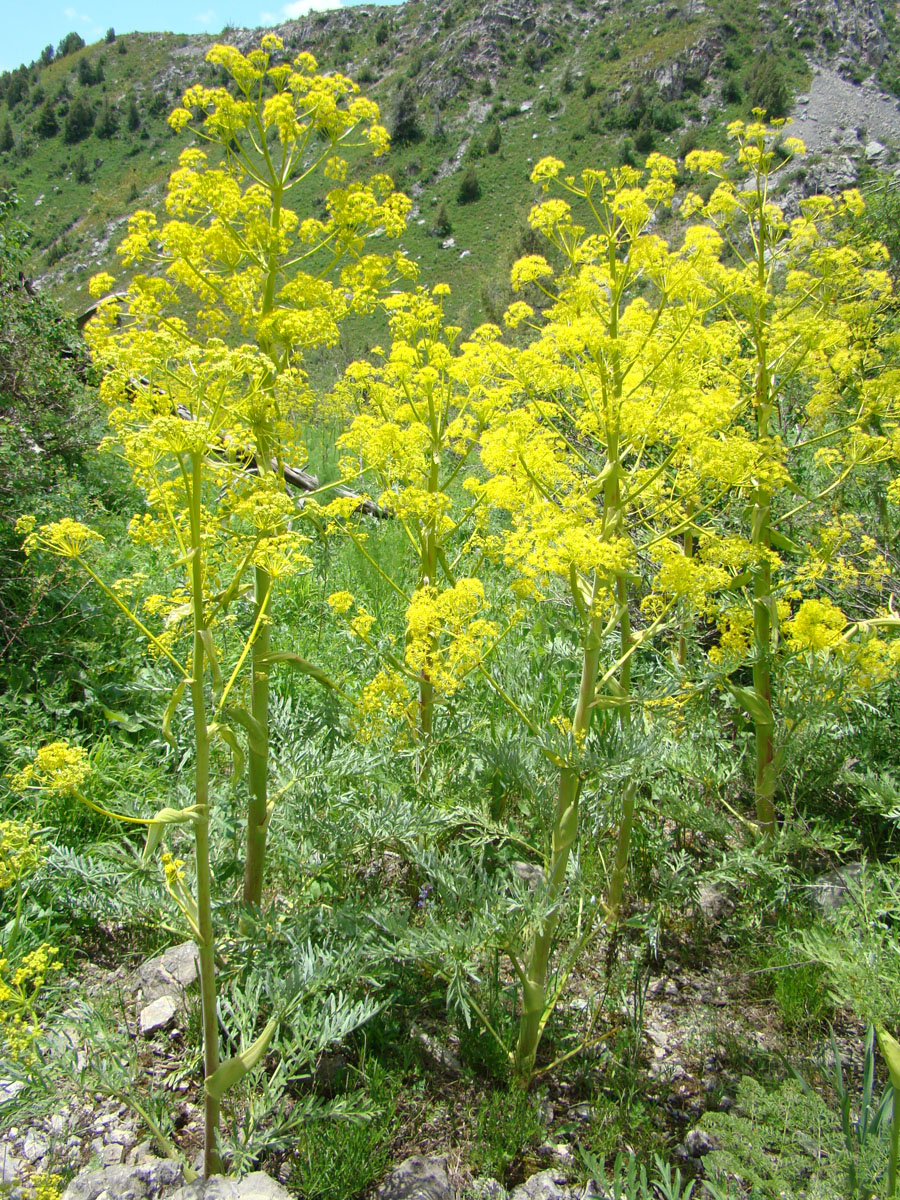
[866,139,887,158]
[509,1171,572,1200]
[685,1128,715,1157]
[466,1181,506,1200]
[22,1129,49,1163]
[376,1155,453,1200]
[696,883,734,921]
[139,995,179,1035]
[62,1159,185,1200]
[512,862,546,892]
[1,1144,22,1185]
[101,1144,126,1167]
[134,943,199,1006]
[808,862,865,913]
[412,1026,462,1077]
[169,1172,292,1200]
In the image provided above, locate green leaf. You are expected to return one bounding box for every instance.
[876,1026,900,1092]
[223,705,267,757]
[209,722,245,785]
[204,1015,278,1102]
[726,682,774,730]
[254,651,342,693]
[161,679,187,747]
[142,805,200,863]
[769,527,803,555]
[199,630,223,694]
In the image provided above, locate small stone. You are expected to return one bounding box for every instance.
[134,942,199,1008]
[685,1128,715,1157]
[23,1129,49,1163]
[139,995,179,1035]
[509,1170,571,1200]
[101,1144,125,1167]
[376,1154,453,1200]
[808,862,864,913]
[441,237,456,249]
[866,140,887,159]
[696,883,733,921]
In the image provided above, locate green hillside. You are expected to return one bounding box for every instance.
[1,0,892,340]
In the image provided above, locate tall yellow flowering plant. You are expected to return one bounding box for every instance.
[469,154,755,1078]
[324,286,504,760]
[686,118,895,832]
[19,36,411,1175]
[85,35,412,907]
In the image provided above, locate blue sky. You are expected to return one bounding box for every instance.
[4,0,401,73]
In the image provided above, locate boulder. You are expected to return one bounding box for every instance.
[376,1155,454,1200]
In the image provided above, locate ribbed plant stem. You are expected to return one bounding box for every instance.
[187,452,221,1177]
[515,604,601,1080]
[244,563,271,908]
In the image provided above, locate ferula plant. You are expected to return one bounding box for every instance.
[685,117,896,832]
[18,36,411,1175]
[325,285,506,761]
[466,152,757,1078]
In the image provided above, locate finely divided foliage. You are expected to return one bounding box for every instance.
[8,36,900,1183]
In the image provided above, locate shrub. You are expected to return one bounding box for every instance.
[125,94,140,132]
[486,121,501,154]
[391,85,421,146]
[94,98,118,140]
[57,32,85,58]
[63,95,94,144]
[746,53,789,118]
[375,20,389,46]
[0,121,14,154]
[36,100,58,138]
[432,200,452,237]
[105,27,116,43]
[456,164,481,204]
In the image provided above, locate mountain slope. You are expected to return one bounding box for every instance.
[1,0,899,343]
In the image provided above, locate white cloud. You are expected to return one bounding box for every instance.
[260,10,277,21]
[281,0,341,18]
[64,7,93,21]
[195,9,216,25]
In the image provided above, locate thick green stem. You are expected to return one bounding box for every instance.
[677,520,694,668]
[187,453,221,1177]
[515,605,601,1080]
[751,472,777,834]
[605,779,636,923]
[244,563,271,909]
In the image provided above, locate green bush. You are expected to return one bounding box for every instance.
[457,164,481,204]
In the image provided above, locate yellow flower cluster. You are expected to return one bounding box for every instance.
[405,579,499,696]
[11,742,90,797]
[20,518,104,560]
[0,943,62,1064]
[0,820,45,890]
[353,669,415,744]
[784,598,847,653]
